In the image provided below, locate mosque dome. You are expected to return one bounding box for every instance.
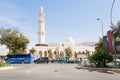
[65,37,75,45]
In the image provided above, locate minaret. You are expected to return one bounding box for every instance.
[37,7,47,46]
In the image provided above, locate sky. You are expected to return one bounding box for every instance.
[0,0,120,49]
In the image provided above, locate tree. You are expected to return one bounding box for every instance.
[112,22,120,42]
[85,50,90,58]
[89,38,113,67]
[0,28,29,53]
[59,51,64,59]
[29,47,36,54]
[48,49,52,59]
[65,47,72,58]
[54,51,58,59]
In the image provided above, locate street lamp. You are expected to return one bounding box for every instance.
[110,0,116,26]
[97,18,104,37]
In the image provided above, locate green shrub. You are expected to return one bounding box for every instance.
[0,61,5,67]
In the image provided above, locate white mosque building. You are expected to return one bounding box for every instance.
[33,7,95,60]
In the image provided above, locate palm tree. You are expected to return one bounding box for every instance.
[48,49,52,59]
[29,47,36,54]
[65,47,72,58]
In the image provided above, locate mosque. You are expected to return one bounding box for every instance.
[33,7,95,60]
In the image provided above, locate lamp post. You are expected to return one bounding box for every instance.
[97,18,104,37]
[110,0,116,26]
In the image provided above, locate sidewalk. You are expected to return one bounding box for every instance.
[0,66,14,70]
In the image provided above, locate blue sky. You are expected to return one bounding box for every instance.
[0,0,120,48]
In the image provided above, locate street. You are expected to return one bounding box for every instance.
[0,63,120,80]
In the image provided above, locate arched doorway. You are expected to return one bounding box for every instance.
[39,51,42,57]
[44,51,47,57]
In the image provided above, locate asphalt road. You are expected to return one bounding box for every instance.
[0,63,120,80]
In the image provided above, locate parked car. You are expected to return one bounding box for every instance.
[66,60,79,63]
[34,57,49,64]
[50,59,61,63]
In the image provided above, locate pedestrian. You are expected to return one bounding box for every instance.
[78,58,82,66]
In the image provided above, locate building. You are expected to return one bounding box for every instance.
[33,7,95,60]
[0,45,9,60]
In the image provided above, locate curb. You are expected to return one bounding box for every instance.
[0,66,14,70]
[76,66,120,73]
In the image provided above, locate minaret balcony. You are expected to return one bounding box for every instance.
[38,31,46,35]
[39,13,45,17]
[38,20,45,23]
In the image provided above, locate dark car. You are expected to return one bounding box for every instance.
[34,57,49,64]
[66,60,79,63]
[50,59,61,63]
